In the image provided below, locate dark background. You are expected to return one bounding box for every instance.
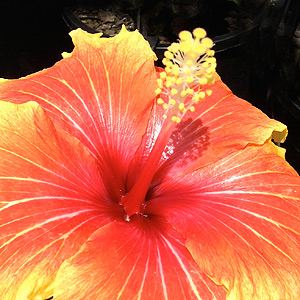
[0,0,299,172]
[0,0,74,78]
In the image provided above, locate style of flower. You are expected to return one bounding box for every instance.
[0,26,299,300]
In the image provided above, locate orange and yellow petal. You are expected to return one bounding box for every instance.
[147,141,300,299]
[143,72,287,182]
[0,27,158,195]
[0,101,122,299]
[53,216,226,299]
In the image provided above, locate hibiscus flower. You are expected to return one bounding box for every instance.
[0,25,300,300]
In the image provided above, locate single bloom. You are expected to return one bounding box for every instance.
[0,26,299,300]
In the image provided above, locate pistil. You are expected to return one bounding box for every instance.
[121,28,216,219]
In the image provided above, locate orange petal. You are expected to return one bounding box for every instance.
[147,141,300,299]
[53,216,226,299]
[0,101,123,299]
[137,71,288,183]
[0,27,158,196]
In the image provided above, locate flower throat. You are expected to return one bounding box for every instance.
[121,28,217,220]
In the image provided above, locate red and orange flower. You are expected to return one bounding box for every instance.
[0,26,299,299]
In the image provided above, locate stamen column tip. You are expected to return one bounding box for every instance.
[156,27,216,123]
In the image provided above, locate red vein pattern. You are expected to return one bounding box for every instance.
[148,142,300,299]
[0,101,121,299]
[53,218,226,299]
[0,27,299,299]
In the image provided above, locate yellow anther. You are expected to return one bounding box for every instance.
[178,103,185,111]
[165,61,173,68]
[194,44,205,55]
[180,42,192,52]
[172,69,180,77]
[206,89,212,96]
[193,28,207,39]
[155,88,161,95]
[206,49,215,56]
[184,68,191,75]
[202,61,209,69]
[206,57,216,64]
[202,37,213,48]
[188,51,197,58]
[157,78,163,86]
[168,43,180,53]
[193,94,200,101]
[181,90,187,97]
[171,116,181,123]
[199,91,206,99]
[172,63,179,70]
[185,76,194,84]
[165,67,172,74]
[164,51,174,60]
[169,99,176,105]
[179,30,192,41]
[175,78,182,85]
[199,77,208,85]
[171,88,178,95]
[187,60,193,66]
[171,76,177,83]
[186,88,194,95]
[206,67,214,74]
[165,80,173,88]
[157,98,164,105]
[208,77,215,84]
[162,58,169,66]
[157,28,216,124]
[160,72,167,79]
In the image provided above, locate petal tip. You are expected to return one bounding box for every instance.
[61,51,72,59]
[272,122,288,143]
[0,78,9,84]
